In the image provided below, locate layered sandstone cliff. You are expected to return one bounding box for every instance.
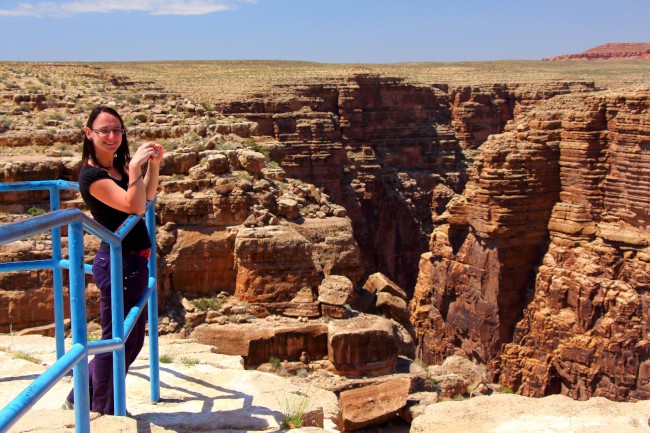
[410,90,650,401]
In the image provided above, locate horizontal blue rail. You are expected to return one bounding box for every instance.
[0,180,160,433]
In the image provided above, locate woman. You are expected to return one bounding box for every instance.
[64,106,163,414]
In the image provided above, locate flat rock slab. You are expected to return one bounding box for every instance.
[411,393,650,433]
[0,334,338,433]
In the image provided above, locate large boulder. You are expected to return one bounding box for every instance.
[318,275,354,306]
[363,272,407,299]
[339,377,411,431]
[233,226,320,303]
[190,318,328,366]
[237,149,266,175]
[327,314,400,376]
[163,227,236,299]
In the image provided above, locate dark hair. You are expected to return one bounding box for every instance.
[81,106,130,176]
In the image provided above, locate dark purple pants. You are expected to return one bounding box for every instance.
[67,249,149,414]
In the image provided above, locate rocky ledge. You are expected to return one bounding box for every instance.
[2,334,649,433]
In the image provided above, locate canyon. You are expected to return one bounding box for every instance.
[0,60,649,429]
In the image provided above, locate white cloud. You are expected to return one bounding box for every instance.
[0,0,256,17]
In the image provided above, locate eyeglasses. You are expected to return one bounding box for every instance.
[92,128,125,137]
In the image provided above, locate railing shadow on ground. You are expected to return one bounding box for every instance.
[128,365,279,433]
[0,180,160,433]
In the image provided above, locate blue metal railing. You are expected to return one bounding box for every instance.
[0,180,160,433]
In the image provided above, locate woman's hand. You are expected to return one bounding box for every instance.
[148,142,164,166]
[130,142,159,169]
[142,142,163,201]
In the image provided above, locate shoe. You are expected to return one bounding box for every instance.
[61,399,74,410]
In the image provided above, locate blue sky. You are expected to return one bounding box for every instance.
[0,0,649,63]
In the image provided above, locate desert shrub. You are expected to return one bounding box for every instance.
[0,116,11,132]
[235,171,252,181]
[275,384,313,429]
[13,351,41,364]
[180,356,199,367]
[126,95,140,105]
[161,140,178,152]
[27,206,46,217]
[159,347,181,364]
[269,356,282,371]
[190,297,225,312]
[244,138,270,157]
[50,112,64,121]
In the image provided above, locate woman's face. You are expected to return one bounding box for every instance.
[85,112,123,157]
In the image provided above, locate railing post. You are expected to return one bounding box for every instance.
[49,185,65,360]
[146,202,160,402]
[110,244,127,416]
[68,220,90,433]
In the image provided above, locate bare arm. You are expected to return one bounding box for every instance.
[89,143,160,214]
[144,142,163,200]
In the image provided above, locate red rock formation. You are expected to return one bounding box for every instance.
[544,43,650,61]
[223,76,596,297]
[411,90,650,402]
[410,125,561,365]
[497,91,650,402]
[449,82,596,149]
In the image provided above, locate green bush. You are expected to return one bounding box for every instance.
[13,351,41,364]
[50,112,64,121]
[275,384,313,429]
[180,356,199,367]
[27,207,46,217]
[269,356,282,371]
[0,116,11,132]
[245,138,270,158]
[190,297,225,312]
[159,353,175,363]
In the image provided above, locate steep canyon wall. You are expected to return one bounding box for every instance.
[411,90,650,401]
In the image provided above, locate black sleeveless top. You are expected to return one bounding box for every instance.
[78,165,152,252]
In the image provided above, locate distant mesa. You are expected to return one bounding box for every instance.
[543,42,650,60]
